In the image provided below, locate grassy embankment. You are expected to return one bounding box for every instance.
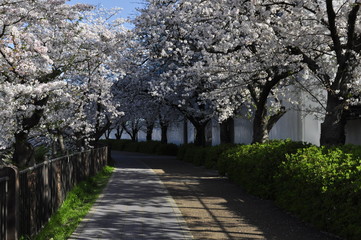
[32,166,114,240]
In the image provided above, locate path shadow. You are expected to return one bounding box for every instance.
[71,151,191,240]
[138,153,342,240]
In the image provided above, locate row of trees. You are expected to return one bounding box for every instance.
[128,0,361,146]
[2,0,361,167]
[0,0,128,167]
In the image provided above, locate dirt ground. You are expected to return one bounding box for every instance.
[141,155,342,240]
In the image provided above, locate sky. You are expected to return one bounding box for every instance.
[68,0,146,25]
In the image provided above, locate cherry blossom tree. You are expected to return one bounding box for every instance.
[62,8,127,147]
[255,0,361,145]
[134,0,304,144]
[134,0,223,146]
[0,1,126,166]
[183,0,303,143]
[0,0,96,166]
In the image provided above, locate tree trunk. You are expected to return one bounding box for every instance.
[266,107,287,139]
[58,133,65,154]
[121,122,138,142]
[183,119,188,144]
[92,119,112,145]
[13,132,35,168]
[131,125,139,142]
[252,106,269,144]
[320,93,346,145]
[192,121,209,146]
[104,129,111,139]
[51,131,65,157]
[13,97,48,167]
[160,123,168,144]
[75,132,86,150]
[131,131,138,142]
[252,105,286,144]
[220,117,234,144]
[146,123,154,141]
[115,126,123,140]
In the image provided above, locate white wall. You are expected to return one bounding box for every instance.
[233,117,253,144]
[137,120,187,145]
[211,119,221,146]
[269,109,302,142]
[301,115,321,145]
[108,111,361,146]
[168,121,187,145]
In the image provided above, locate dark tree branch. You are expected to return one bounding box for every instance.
[288,46,331,87]
[266,107,287,133]
[346,4,360,51]
[38,68,63,83]
[326,0,343,63]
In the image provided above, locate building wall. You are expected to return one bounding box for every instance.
[110,111,361,146]
[233,117,253,144]
[269,109,303,142]
[301,115,321,145]
[211,119,221,146]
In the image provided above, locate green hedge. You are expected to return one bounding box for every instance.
[155,143,178,156]
[177,144,206,165]
[101,138,361,239]
[177,140,361,239]
[100,139,134,151]
[204,144,235,169]
[177,143,235,168]
[276,145,361,239]
[99,139,178,156]
[217,139,309,199]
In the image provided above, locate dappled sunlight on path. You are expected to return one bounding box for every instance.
[143,156,342,240]
[70,151,341,240]
[70,151,192,240]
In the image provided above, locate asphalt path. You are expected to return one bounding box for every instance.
[70,151,192,240]
[71,151,342,240]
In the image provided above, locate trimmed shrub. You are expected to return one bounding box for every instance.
[163,140,361,239]
[99,139,178,156]
[177,144,235,168]
[177,144,197,162]
[137,141,161,154]
[123,141,139,152]
[276,145,361,239]
[217,139,309,199]
[100,139,133,151]
[192,147,207,166]
[155,143,178,156]
[177,144,191,160]
[204,144,235,169]
[183,147,195,162]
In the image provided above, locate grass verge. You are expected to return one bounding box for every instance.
[32,166,114,240]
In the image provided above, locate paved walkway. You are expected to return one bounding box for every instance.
[70,151,341,240]
[70,151,192,240]
[141,154,342,240]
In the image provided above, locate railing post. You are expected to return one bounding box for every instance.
[106,145,113,167]
[105,146,109,167]
[42,160,50,222]
[0,166,19,240]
